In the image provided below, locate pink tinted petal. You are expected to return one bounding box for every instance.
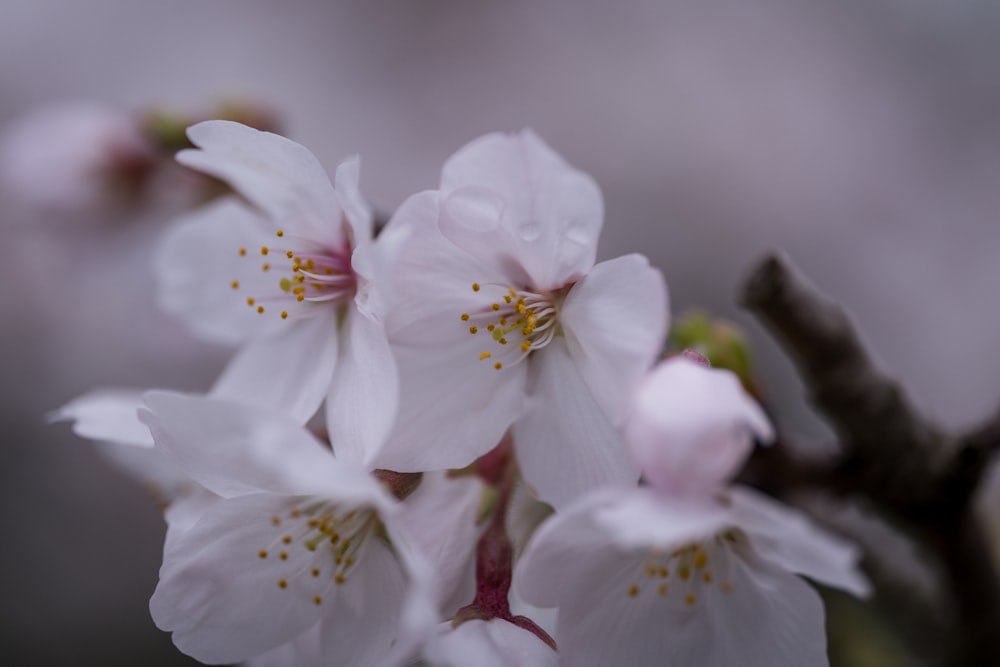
[427,619,557,667]
[151,494,328,664]
[50,387,152,447]
[560,254,669,425]
[625,357,773,493]
[440,130,603,290]
[513,340,638,509]
[244,623,322,667]
[178,121,343,247]
[139,391,379,501]
[324,307,398,465]
[333,156,372,247]
[155,197,290,345]
[319,538,408,667]
[728,486,871,598]
[374,336,527,473]
[592,487,731,551]
[211,308,339,425]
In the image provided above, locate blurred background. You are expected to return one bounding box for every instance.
[3,0,1000,664]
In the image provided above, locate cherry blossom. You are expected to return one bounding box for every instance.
[376,130,668,508]
[157,121,398,464]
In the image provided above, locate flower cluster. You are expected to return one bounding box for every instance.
[56,122,868,666]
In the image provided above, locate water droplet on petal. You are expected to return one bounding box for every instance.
[443,186,504,232]
[517,219,543,241]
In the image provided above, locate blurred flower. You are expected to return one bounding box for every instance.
[0,101,155,213]
[376,130,669,508]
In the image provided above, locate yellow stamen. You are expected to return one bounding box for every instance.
[461,313,470,321]
[231,280,239,289]
[239,247,247,256]
[479,351,492,360]
[281,311,288,320]
[469,326,478,334]
[257,306,265,314]
[627,584,639,598]
[261,246,269,256]
[472,283,480,292]
[276,229,284,237]
[494,362,503,370]
[246,297,256,306]
[685,594,696,606]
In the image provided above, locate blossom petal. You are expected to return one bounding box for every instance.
[728,486,871,598]
[178,121,343,247]
[244,623,322,667]
[425,619,557,667]
[50,387,152,447]
[334,156,373,247]
[554,540,829,667]
[324,306,398,465]
[560,253,669,425]
[319,537,408,667]
[512,339,638,509]
[150,494,330,664]
[591,487,732,551]
[439,130,603,290]
[139,391,379,501]
[155,197,292,345]
[374,334,527,473]
[625,357,773,493]
[211,307,339,425]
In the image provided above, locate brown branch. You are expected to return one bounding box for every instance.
[739,254,1000,667]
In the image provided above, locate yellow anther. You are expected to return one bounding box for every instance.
[276,229,284,237]
[277,579,287,589]
[281,311,288,320]
[306,259,315,270]
[472,283,480,292]
[231,280,240,289]
[262,263,270,272]
[261,246,269,256]
[645,564,658,577]
[239,247,247,257]
[627,584,639,598]
[499,338,507,345]
[479,351,492,360]
[678,565,691,581]
[311,568,320,577]
[721,581,734,594]
[461,313,470,321]
[271,516,281,526]
[658,583,668,596]
[492,303,500,311]
[296,294,305,302]
[334,573,346,585]
[494,362,503,370]
[694,550,709,569]
[246,297,256,306]
[286,250,294,259]
[279,551,287,560]
[282,536,292,544]
[469,326,478,334]
[503,295,512,303]
[659,567,669,578]
[487,324,495,332]
[313,596,322,605]
[257,306,265,314]
[520,340,531,352]
[703,571,713,583]
[684,594,697,606]
[290,508,302,518]
[344,557,354,567]
[258,550,267,559]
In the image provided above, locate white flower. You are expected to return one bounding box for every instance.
[515,485,869,667]
[0,102,154,214]
[138,391,424,666]
[625,356,774,494]
[376,130,669,508]
[156,121,398,464]
[421,618,557,667]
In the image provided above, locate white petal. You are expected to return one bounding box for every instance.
[178,121,344,247]
[334,156,373,247]
[394,472,484,613]
[324,306,398,465]
[319,537,408,667]
[382,191,511,343]
[374,335,527,473]
[426,619,557,667]
[625,357,773,493]
[139,391,381,501]
[244,623,323,667]
[560,254,669,425]
[151,494,329,664]
[439,130,603,290]
[211,307,339,425]
[49,387,152,447]
[155,197,291,345]
[512,339,638,509]
[728,486,871,598]
[591,487,732,551]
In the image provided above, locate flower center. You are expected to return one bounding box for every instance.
[624,538,736,607]
[461,282,561,370]
[258,499,379,606]
[232,229,355,321]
